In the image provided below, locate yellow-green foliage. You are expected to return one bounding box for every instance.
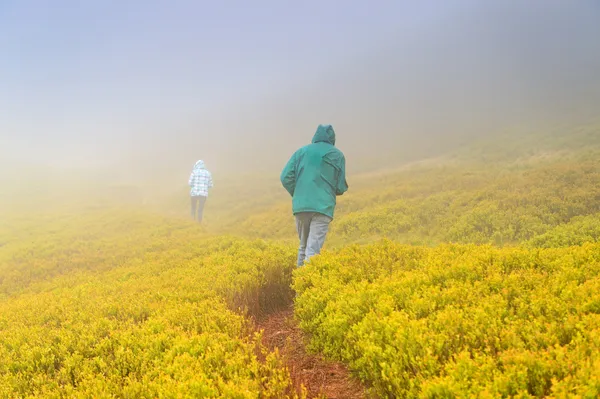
[527,213,600,248]
[293,241,600,398]
[213,159,600,248]
[2,129,600,398]
[0,212,300,398]
[332,160,600,246]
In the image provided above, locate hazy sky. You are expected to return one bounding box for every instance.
[1,0,599,180]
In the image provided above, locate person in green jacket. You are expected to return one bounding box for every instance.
[280,124,349,267]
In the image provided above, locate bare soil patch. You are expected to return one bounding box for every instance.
[255,304,370,399]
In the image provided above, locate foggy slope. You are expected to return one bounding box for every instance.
[1,1,599,185]
[120,1,600,181]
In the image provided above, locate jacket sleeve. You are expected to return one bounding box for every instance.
[280,152,297,197]
[208,172,214,189]
[336,154,348,196]
[188,171,195,186]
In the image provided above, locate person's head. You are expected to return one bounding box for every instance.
[311,124,336,146]
[194,160,205,169]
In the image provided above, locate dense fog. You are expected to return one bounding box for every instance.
[1,0,599,188]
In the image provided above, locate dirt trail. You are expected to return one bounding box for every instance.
[256,303,370,399]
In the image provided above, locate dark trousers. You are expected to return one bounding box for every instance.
[191,195,207,222]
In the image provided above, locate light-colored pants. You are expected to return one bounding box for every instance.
[295,212,332,267]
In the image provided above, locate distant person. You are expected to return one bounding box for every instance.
[280,124,348,267]
[188,160,213,223]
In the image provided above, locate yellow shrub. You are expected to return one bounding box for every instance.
[293,241,600,398]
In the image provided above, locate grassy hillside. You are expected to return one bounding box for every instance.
[294,241,600,398]
[230,159,600,247]
[205,123,600,247]
[1,125,600,398]
[0,212,301,398]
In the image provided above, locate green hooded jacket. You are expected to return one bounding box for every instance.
[280,124,348,218]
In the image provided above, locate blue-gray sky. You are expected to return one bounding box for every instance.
[1,0,599,180]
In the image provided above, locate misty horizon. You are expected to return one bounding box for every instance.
[1,0,599,183]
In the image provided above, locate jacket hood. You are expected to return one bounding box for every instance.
[193,160,205,169]
[311,124,336,146]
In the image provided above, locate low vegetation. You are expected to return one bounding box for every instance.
[1,125,599,397]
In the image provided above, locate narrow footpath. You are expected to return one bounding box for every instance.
[256,304,370,399]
